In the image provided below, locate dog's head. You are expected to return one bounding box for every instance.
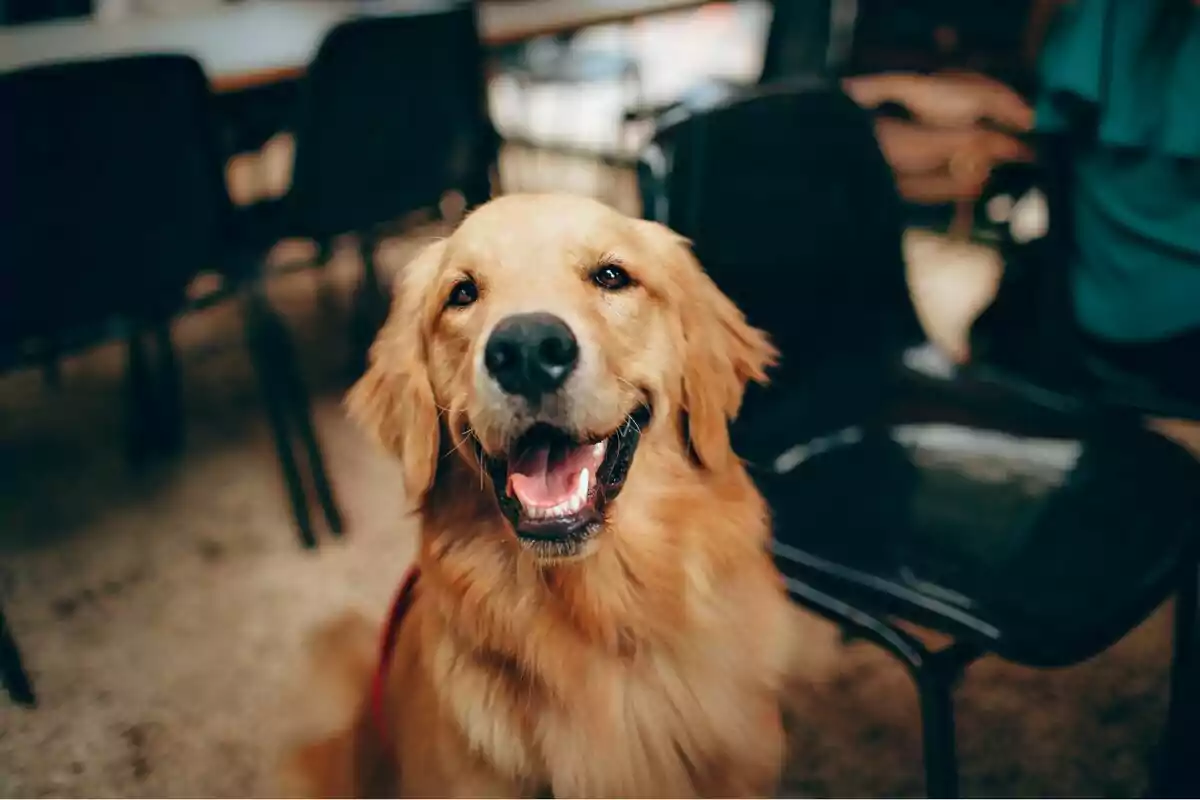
[348,195,776,562]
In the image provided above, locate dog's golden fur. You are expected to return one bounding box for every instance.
[285,195,796,797]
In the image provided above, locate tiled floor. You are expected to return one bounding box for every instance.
[0,6,1182,797]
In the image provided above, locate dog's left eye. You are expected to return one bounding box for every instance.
[446,279,479,308]
[592,264,632,291]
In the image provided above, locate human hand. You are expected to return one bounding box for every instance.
[899,71,1034,131]
[875,121,1034,203]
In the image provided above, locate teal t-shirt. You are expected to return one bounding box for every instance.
[1036,0,1200,342]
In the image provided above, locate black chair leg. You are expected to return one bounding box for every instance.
[916,662,962,799]
[123,328,155,466]
[0,604,35,707]
[779,572,978,798]
[290,395,344,537]
[241,289,318,549]
[314,238,341,324]
[40,336,62,391]
[350,234,389,380]
[1154,562,1200,797]
[270,308,345,537]
[151,321,185,456]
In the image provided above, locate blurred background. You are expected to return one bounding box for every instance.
[1,0,1197,796]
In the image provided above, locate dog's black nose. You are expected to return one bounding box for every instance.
[484,312,579,400]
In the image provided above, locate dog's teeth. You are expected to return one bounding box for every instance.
[592,442,606,460]
[519,467,593,521]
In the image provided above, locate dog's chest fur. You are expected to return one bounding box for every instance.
[420,530,790,797]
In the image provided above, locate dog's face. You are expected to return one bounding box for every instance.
[349,195,776,562]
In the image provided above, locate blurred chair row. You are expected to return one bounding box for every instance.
[495,0,846,204]
[0,3,497,705]
[640,81,1200,796]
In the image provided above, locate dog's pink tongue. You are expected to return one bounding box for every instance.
[508,443,600,508]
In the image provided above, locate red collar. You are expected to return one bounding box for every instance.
[370,565,421,744]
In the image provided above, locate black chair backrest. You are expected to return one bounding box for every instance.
[759,0,859,84]
[760,0,832,83]
[639,80,925,455]
[0,55,231,345]
[286,2,498,240]
[641,80,920,378]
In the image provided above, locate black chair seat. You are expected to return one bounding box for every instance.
[752,356,1200,669]
[968,272,1200,421]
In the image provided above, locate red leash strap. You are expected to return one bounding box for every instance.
[370,565,421,745]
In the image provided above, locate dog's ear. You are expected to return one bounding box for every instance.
[646,223,778,471]
[346,240,447,507]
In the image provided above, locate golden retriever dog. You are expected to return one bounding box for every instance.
[287,194,796,798]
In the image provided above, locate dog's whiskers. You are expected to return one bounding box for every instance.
[615,376,641,395]
[475,434,487,490]
[444,433,473,462]
[612,378,646,436]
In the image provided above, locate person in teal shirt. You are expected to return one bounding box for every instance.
[1033,0,1200,401]
[845,0,1200,403]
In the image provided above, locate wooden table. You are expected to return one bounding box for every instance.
[0,0,712,92]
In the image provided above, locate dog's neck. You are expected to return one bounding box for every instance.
[415,438,769,663]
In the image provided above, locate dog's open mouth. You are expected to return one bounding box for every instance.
[479,406,652,555]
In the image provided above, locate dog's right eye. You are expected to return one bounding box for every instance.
[446,279,479,308]
[592,264,632,291]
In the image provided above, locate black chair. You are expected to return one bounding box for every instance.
[2,56,222,462]
[0,605,34,707]
[639,83,1200,797]
[0,0,91,25]
[627,0,857,127]
[1,55,342,554]
[243,2,500,375]
[963,129,1200,798]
